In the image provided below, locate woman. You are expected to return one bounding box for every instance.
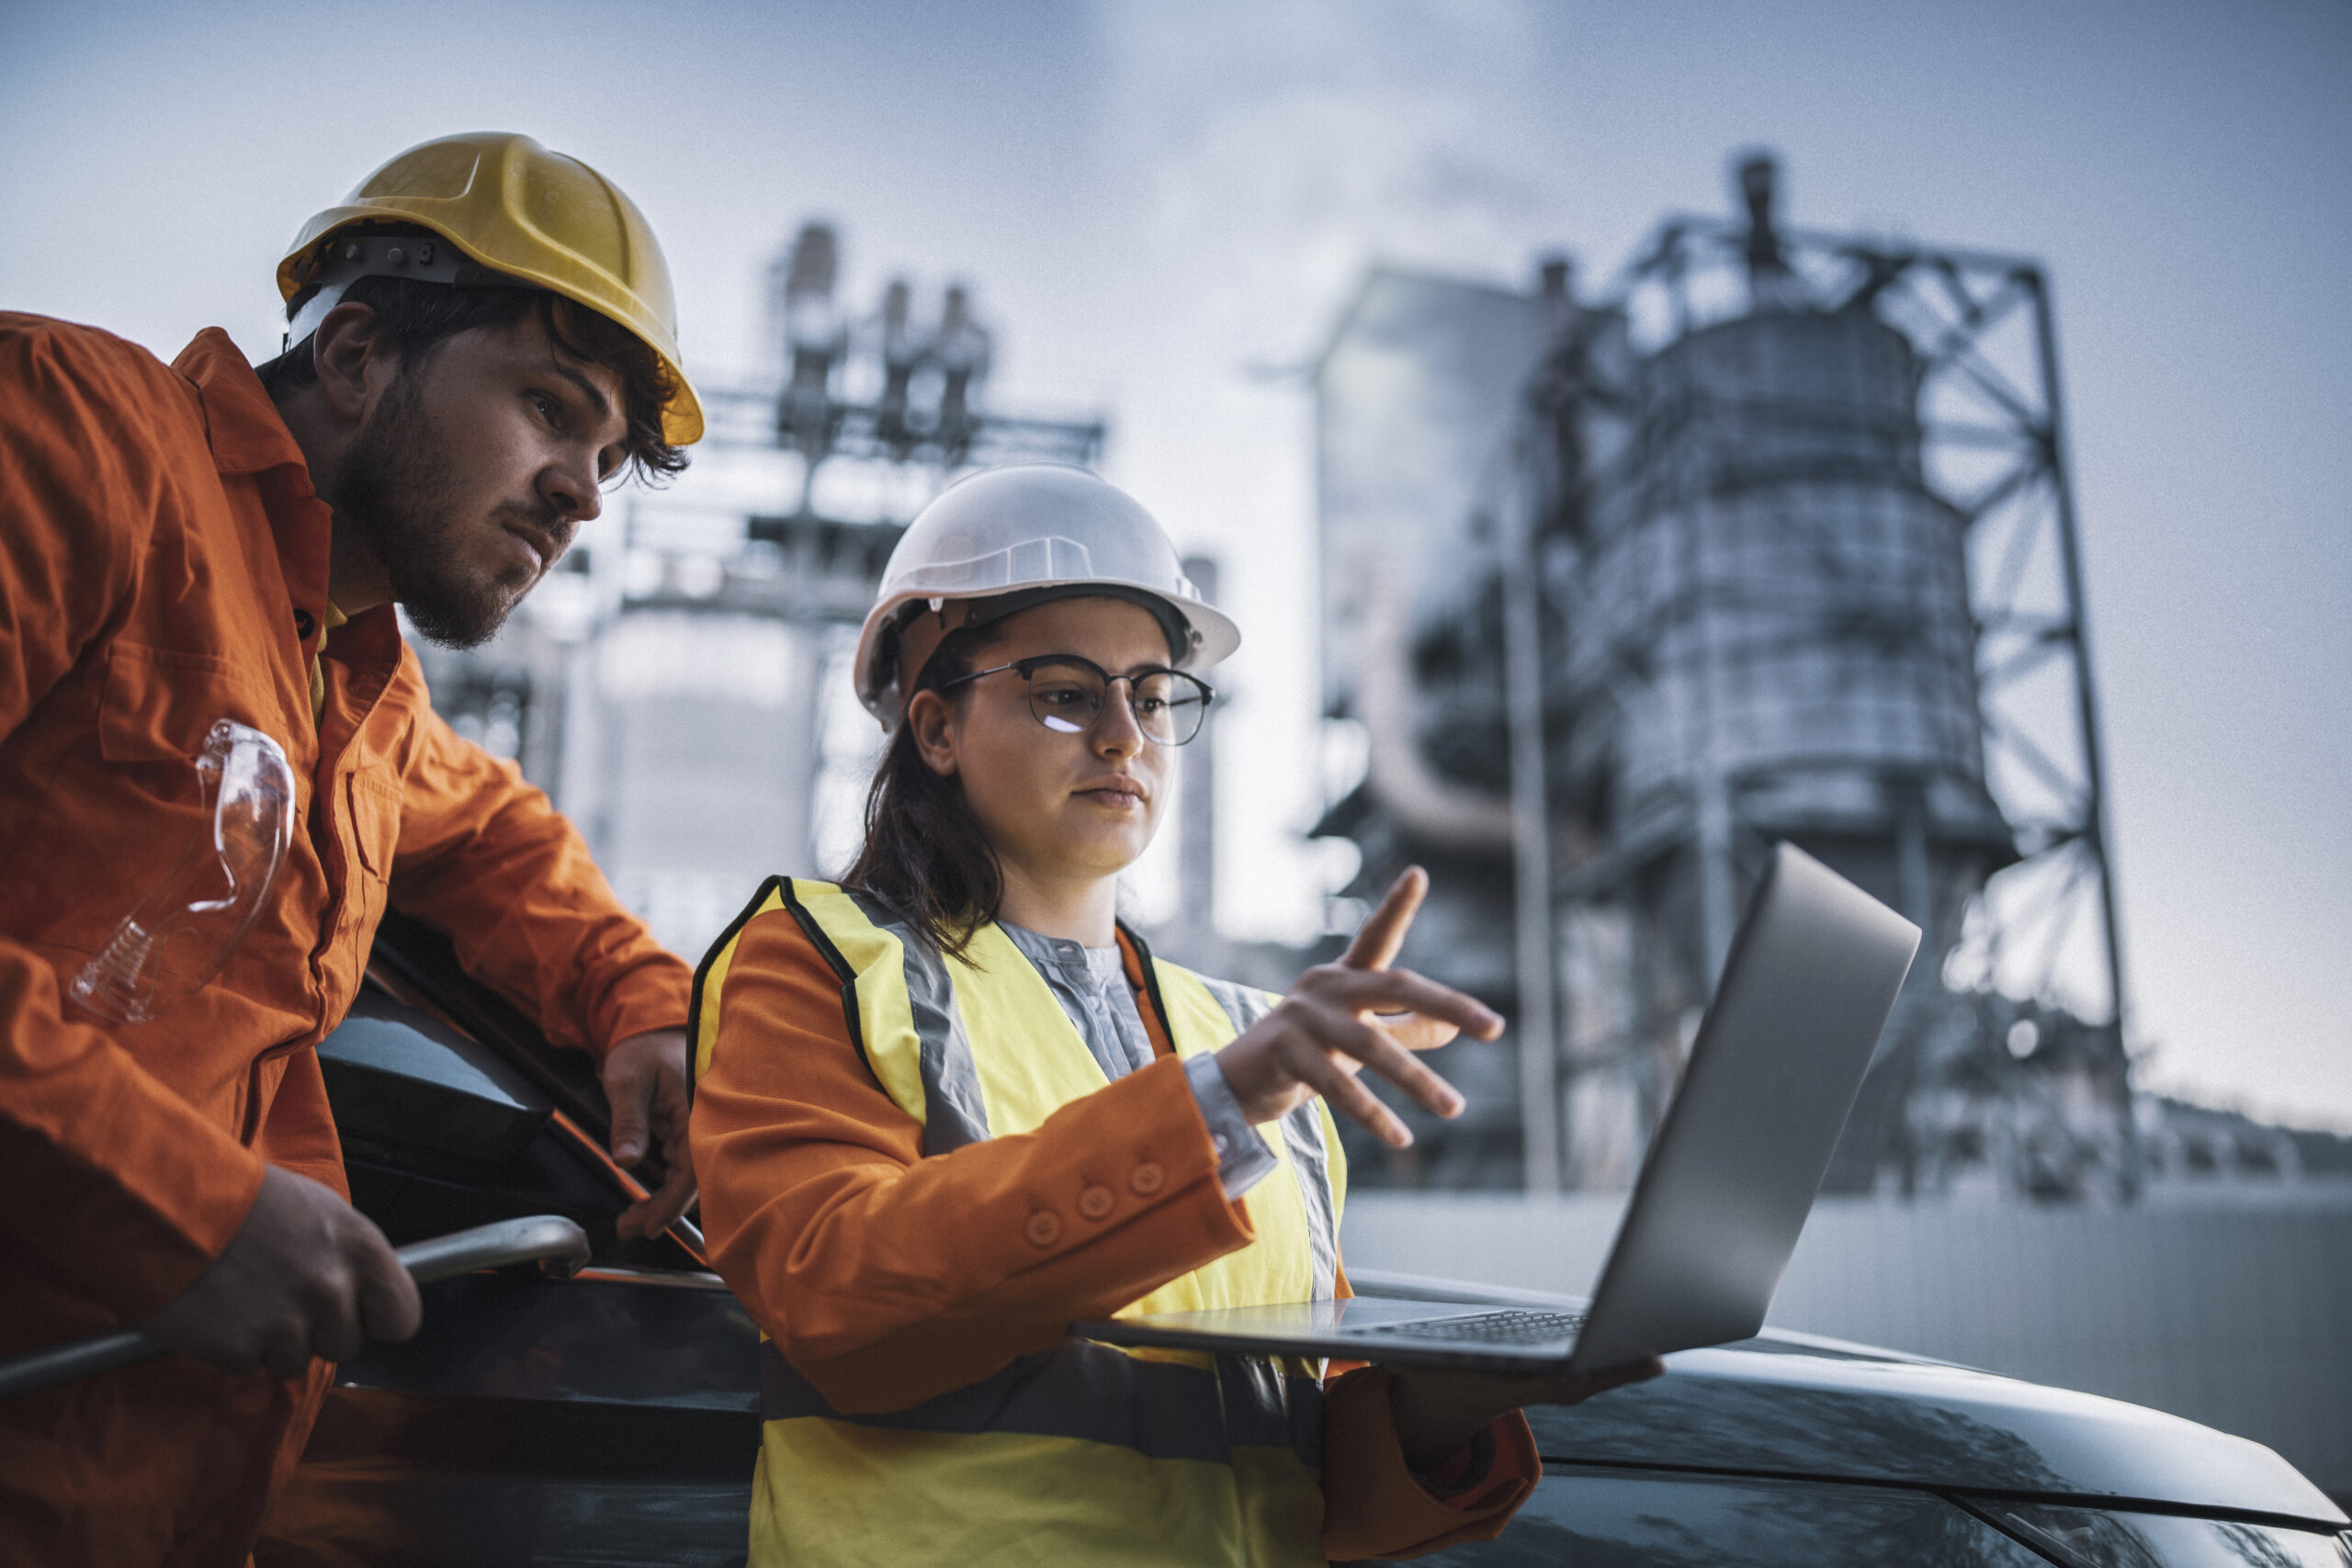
[688,465,1659,1564]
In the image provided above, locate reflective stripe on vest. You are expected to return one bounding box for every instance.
[691,877,1349,1567]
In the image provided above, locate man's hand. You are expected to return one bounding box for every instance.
[603,1027,695,1239]
[1212,867,1502,1147]
[1390,1358,1668,1471]
[141,1165,421,1381]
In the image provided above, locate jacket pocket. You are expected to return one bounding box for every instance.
[336,764,402,977]
[97,640,287,764]
[346,765,401,879]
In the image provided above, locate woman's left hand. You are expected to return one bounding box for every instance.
[1388,1358,1667,1471]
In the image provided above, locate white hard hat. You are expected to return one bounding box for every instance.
[854,464,1241,727]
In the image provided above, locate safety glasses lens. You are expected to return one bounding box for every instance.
[69,719,295,1025]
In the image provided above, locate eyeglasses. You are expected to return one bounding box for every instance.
[933,654,1215,746]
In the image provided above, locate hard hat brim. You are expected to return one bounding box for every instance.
[280,205,705,446]
[854,580,1241,728]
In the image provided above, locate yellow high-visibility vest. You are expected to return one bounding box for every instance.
[694,878,1348,1567]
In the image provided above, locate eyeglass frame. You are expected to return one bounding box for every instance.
[929,653,1216,746]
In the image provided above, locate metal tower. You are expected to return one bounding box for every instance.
[1527,156,2132,1200]
[1313,158,2134,1201]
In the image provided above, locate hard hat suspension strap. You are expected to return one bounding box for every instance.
[284,233,536,352]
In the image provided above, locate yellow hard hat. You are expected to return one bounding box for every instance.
[277,131,704,445]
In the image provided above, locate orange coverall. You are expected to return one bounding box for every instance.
[0,314,692,1564]
[692,906,1538,1561]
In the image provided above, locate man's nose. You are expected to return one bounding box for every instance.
[538,452,604,525]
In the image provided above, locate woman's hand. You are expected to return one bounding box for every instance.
[1211,868,1501,1147]
[1389,1359,1668,1471]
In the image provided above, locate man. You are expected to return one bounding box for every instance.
[0,132,706,1562]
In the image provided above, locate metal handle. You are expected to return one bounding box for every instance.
[0,1214,590,1403]
[394,1213,589,1286]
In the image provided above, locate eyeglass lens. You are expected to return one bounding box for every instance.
[1025,658,1208,745]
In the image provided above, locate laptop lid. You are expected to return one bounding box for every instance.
[1077,842,1918,1374]
[1563,841,1919,1371]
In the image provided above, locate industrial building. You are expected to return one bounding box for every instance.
[414,183,2348,1213]
[1307,155,2328,1204]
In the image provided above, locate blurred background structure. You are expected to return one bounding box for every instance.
[1297,152,2352,1501]
[421,154,2352,1222]
[1312,155,2145,1204]
[417,222,1102,950]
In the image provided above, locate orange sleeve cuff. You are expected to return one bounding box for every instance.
[589,964,694,1058]
[1318,1364,1538,1560]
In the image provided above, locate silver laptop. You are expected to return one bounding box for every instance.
[1077,841,1920,1375]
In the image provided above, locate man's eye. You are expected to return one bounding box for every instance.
[1035,684,1091,707]
[1135,695,1168,716]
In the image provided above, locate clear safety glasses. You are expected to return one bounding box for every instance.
[71,720,297,1026]
[935,655,1215,746]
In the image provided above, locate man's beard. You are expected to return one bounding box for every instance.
[331,373,558,650]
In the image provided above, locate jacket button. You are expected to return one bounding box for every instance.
[1023,1210,1063,1248]
[1078,1185,1114,1221]
[1128,1162,1165,1197]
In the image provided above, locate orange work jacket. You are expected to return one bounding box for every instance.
[0,314,691,1565]
[690,901,1536,1562]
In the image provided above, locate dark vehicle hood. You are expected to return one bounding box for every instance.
[1349,1270,2347,1530]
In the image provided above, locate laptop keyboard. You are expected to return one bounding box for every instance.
[1349,1309,1587,1346]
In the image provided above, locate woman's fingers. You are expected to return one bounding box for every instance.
[1231,872,1500,1142]
[1340,866,1428,972]
[1317,965,1502,1043]
[1276,1027,1418,1147]
[1369,1012,1463,1053]
[1220,1000,1465,1140]
[1292,998,1464,1120]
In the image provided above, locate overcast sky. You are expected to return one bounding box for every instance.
[5,0,2346,1129]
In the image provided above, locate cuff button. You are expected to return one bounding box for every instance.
[1023,1210,1063,1247]
[1128,1161,1166,1197]
[1078,1185,1114,1221]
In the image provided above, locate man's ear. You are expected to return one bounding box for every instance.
[309,302,390,423]
[905,691,959,778]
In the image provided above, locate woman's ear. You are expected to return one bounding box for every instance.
[905,691,959,777]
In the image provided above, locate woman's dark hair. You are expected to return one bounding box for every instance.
[840,615,1014,959]
[254,226,686,482]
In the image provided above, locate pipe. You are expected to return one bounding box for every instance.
[1354,558,1515,852]
[1502,491,1563,1194]
[1178,555,1222,940]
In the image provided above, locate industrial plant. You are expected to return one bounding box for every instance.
[1312,153,2143,1202]
[414,167,2349,1209]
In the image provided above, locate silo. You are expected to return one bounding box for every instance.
[1306,155,2134,1199]
[1554,165,2013,1188]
